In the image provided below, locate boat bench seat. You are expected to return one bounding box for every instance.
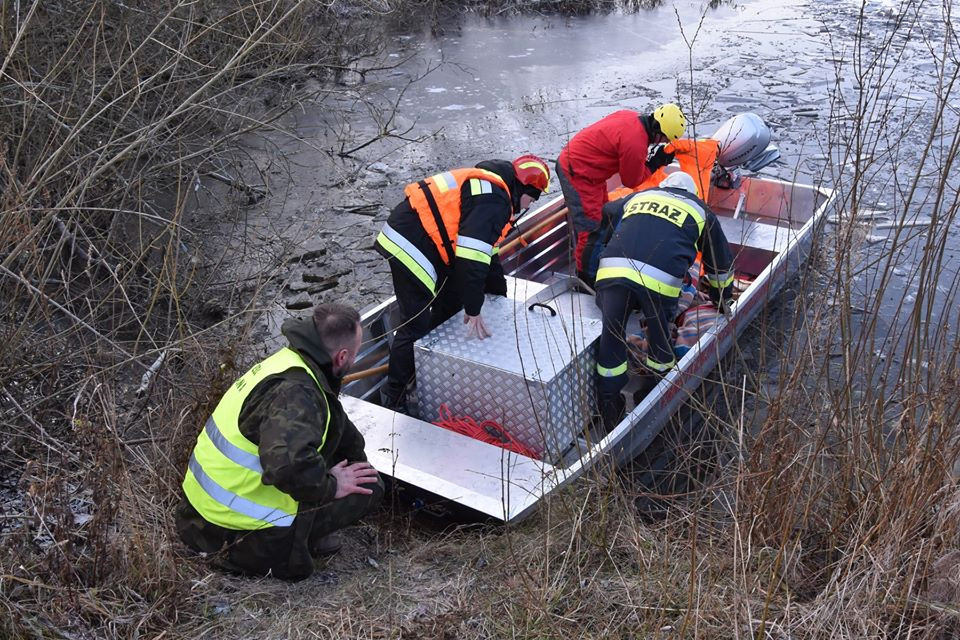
[342,396,554,521]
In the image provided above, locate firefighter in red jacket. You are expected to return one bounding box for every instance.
[556,105,687,284]
[594,171,734,431]
[375,155,551,411]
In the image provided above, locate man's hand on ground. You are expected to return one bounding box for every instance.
[463,313,492,339]
[330,460,379,499]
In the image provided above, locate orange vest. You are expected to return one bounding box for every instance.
[607,139,720,203]
[404,168,514,265]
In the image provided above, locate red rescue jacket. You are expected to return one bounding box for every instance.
[559,110,652,187]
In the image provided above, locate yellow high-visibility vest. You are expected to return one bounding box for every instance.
[182,348,330,530]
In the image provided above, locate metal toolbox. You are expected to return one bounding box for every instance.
[414,291,603,460]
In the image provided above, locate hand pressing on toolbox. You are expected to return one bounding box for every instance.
[464,313,492,339]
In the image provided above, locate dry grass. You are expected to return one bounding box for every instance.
[3,0,960,638]
[0,0,422,636]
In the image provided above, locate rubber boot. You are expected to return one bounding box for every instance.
[380,388,407,415]
[311,533,342,557]
[598,392,626,435]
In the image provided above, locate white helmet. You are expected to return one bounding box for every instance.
[659,171,698,196]
[711,113,772,168]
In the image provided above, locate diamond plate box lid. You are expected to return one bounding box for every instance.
[416,295,601,381]
[414,293,602,459]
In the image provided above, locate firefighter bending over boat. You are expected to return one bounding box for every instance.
[556,104,687,285]
[594,171,734,431]
[375,155,551,412]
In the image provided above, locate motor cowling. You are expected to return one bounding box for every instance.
[711,113,772,169]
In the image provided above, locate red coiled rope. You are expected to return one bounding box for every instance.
[432,404,538,459]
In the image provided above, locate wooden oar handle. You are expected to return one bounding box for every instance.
[499,207,569,255]
[343,363,389,383]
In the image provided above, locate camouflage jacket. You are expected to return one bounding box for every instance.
[176,315,370,576]
[236,315,367,504]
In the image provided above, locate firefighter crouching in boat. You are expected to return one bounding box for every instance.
[577,137,723,285]
[375,155,552,412]
[594,171,734,431]
[176,303,383,580]
[555,104,687,285]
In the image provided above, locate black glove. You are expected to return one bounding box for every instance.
[646,146,675,172]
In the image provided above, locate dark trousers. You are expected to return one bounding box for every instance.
[595,286,677,398]
[381,260,462,405]
[177,477,385,581]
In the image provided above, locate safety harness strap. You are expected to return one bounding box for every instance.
[418,179,457,265]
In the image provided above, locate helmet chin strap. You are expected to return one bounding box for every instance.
[512,184,542,223]
[640,113,659,139]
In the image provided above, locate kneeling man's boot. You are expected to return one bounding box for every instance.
[311,533,342,557]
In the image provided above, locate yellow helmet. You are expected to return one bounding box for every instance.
[653,103,686,141]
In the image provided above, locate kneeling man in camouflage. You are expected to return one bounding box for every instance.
[176,303,382,580]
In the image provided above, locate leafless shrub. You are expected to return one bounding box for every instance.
[0,0,425,636]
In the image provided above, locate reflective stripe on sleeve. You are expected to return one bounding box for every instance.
[597,361,628,377]
[456,235,493,255]
[469,178,493,196]
[376,224,437,293]
[188,455,295,527]
[455,234,494,264]
[595,257,683,297]
[455,246,492,264]
[704,270,735,289]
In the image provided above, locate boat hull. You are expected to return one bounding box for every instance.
[343,175,838,522]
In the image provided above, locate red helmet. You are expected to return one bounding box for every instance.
[512,154,551,194]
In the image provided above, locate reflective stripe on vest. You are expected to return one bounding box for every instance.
[403,168,513,265]
[433,171,457,192]
[595,257,684,297]
[376,223,438,293]
[182,348,330,530]
[621,190,706,235]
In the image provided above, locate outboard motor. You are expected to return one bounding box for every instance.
[710,112,780,189]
